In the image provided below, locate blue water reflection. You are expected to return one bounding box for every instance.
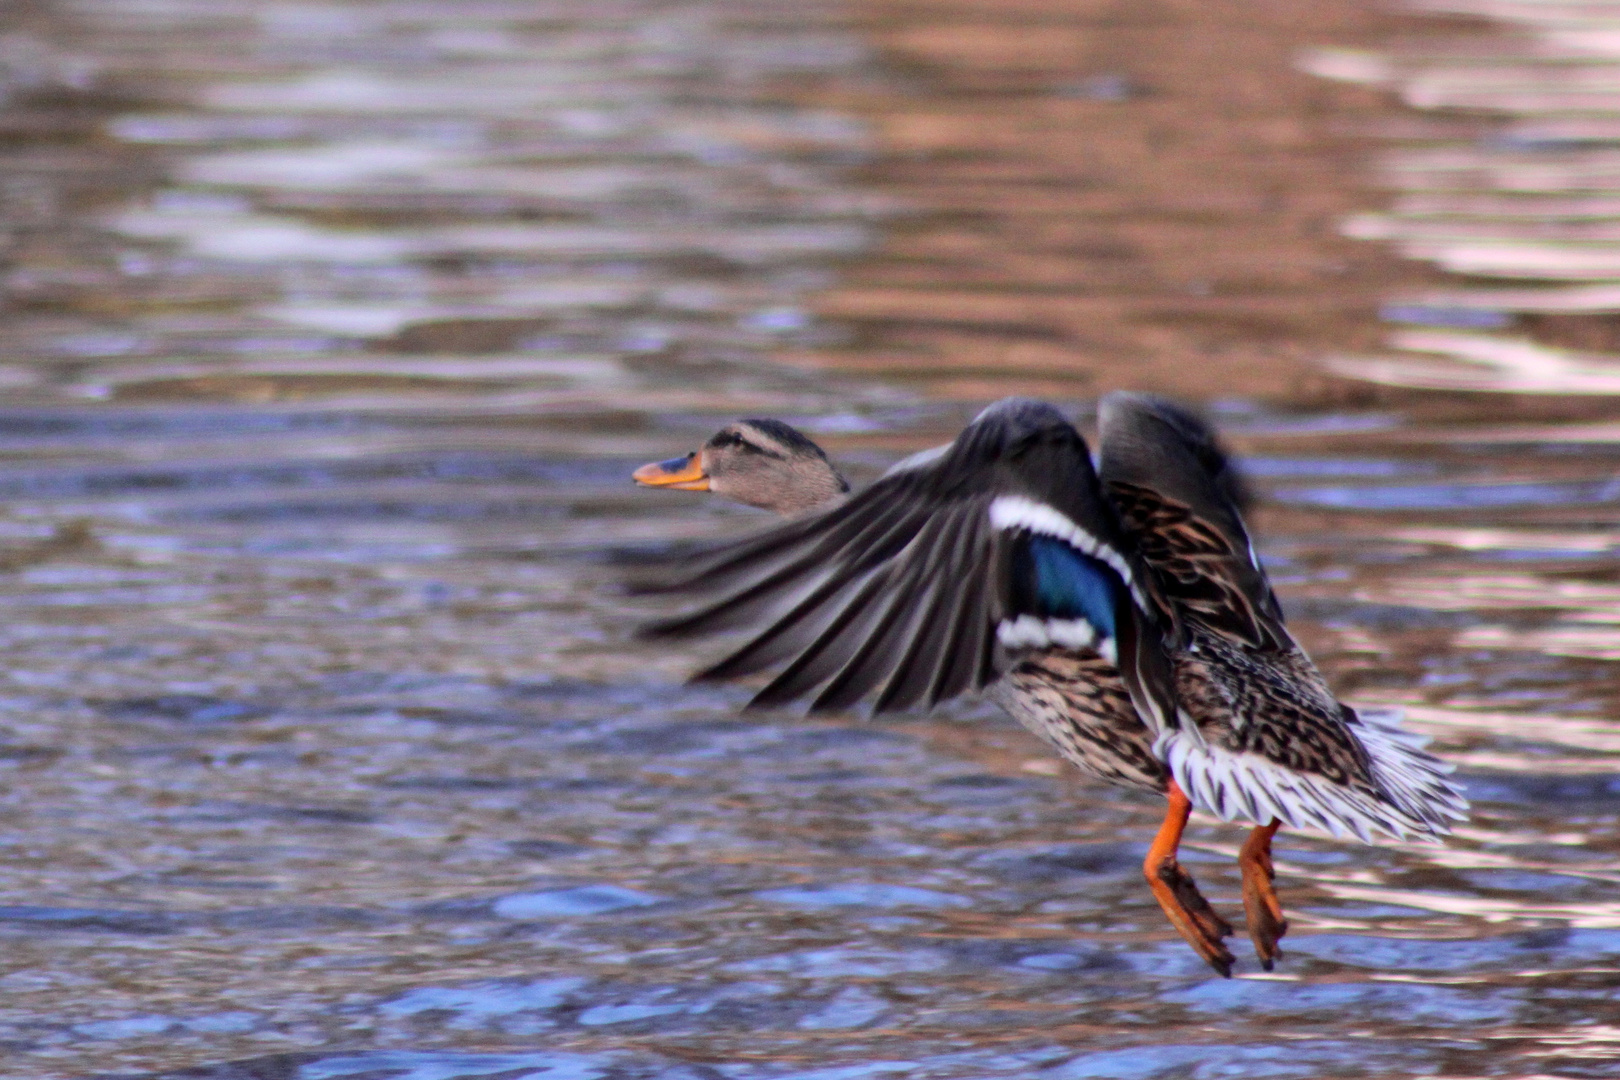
[492,887,666,918]
[0,0,1617,1076]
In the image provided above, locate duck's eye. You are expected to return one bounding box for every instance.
[707,431,746,450]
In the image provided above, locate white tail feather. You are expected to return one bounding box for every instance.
[1156,709,1468,843]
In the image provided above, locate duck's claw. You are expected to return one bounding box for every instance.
[1150,856,1237,977]
[1240,820,1288,970]
[1145,780,1237,977]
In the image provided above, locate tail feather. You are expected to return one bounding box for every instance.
[1158,706,1467,843]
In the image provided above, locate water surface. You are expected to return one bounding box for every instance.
[0,1,1617,1078]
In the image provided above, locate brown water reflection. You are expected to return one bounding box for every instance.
[0,0,1615,1078]
[795,0,1482,404]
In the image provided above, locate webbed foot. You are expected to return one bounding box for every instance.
[1144,781,1237,977]
[1239,819,1289,970]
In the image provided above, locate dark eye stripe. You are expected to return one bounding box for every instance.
[707,431,785,458]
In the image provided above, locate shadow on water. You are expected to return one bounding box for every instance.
[0,0,1610,1078]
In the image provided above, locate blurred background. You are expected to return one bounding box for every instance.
[2,0,1620,1076]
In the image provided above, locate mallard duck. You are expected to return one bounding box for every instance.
[632,397,1466,976]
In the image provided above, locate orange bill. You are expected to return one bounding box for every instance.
[632,453,710,491]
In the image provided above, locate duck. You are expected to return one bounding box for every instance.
[632,396,1466,976]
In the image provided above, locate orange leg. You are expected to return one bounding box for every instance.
[1239,819,1288,970]
[1143,780,1235,977]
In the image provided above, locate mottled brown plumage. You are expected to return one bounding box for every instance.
[1099,395,1463,843]
[991,651,1166,791]
[1109,481,1376,793]
[1100,393,1465,970]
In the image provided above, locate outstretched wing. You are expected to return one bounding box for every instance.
[643,398,1177,727]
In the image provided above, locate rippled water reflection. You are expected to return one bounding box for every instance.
[0,0,1617,1078]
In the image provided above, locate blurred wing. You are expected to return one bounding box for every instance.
[1098,393,1285,650]
[1105,480,1286,650]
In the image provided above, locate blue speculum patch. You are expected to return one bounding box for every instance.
[1018,535,1121,637]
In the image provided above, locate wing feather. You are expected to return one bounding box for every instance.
[1098,393,1283,650]
[811,508,988,711]
[756,504,974,708]
[689,503,945,680]
[808,574,932,710]
[869,504,995,712]
[748,517,950,707]
[642,495,930,640]
[639,398,1176,726]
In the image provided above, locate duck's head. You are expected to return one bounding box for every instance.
[632,418,849,517]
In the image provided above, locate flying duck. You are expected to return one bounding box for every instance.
[633,396,1466,975]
